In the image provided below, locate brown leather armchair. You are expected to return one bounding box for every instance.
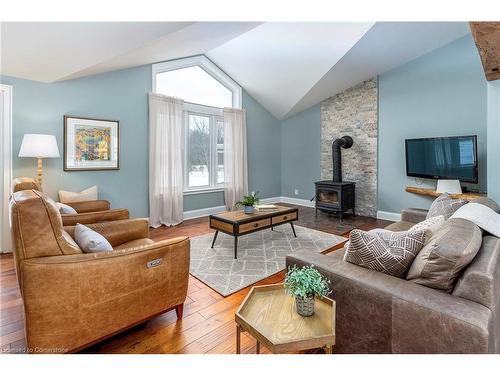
[12,177,129,225]
[10,189,190,353]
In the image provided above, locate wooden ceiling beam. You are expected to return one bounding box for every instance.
[470,22,500,81]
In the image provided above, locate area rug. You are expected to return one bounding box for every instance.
[189,225,346,296]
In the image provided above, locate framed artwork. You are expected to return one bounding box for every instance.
[64,116,119,171]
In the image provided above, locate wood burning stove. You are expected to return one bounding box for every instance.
[314,135,355,222]
[315,181,355,221]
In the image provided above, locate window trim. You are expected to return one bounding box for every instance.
[152,55,242,109]
[183,108,225,194]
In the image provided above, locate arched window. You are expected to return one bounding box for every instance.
[152,56,242,192]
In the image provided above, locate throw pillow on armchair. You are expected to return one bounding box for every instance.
[59,185,98,203]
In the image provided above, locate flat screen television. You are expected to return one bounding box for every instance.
[405,135,478,183]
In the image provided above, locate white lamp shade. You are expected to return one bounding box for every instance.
[18,134,60,158]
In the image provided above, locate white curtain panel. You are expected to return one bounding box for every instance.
[148,93,184,227]
[223,107,248,210]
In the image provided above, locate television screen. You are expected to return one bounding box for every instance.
[405,135,478,183]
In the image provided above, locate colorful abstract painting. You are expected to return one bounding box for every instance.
[64,116,119,171]
[74,126,111,162]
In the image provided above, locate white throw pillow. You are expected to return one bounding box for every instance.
[56,202,77,214]
[450,203,500,237]
[59,185,98,203]
[74,223,113,253]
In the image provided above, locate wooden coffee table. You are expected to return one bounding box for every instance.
[209,205,298,259]
[235,284,336,354]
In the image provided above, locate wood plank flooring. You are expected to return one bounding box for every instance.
[0,204,391,354]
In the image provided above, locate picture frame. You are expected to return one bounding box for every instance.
[64,115,120,171]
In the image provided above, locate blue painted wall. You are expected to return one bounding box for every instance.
[487,80,500,203]
[245,92,282,199]
[378,35,487,213]
[280,104,321,200]
[2,66,152,217]
[1,67,281,217]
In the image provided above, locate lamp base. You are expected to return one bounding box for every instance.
[436,179,462,195]
[37,158,43,188]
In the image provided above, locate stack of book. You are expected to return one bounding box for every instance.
[255,204,278,212]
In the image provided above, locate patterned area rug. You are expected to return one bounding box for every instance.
[189,225,346,296]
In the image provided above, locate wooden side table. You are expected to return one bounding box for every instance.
[235,284,335,354]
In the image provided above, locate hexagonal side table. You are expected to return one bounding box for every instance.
[235,284,336,354]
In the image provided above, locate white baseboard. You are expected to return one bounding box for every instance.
[376,210,401,222]
[183,205,227,220]
[182,196,305,219]
[259,196,282,204]
[279,196,315,208]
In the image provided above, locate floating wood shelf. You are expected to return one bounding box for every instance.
[405,186,486,200]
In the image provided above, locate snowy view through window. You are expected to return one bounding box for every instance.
[155,62,232,190]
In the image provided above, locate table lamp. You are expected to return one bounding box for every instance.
[18,134,60,188]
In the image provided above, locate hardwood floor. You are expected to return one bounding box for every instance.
[0,204,391,354]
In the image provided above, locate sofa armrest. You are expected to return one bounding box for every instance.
[64,218,149,247]
[20,236,190,352]
[286,250,493,353]
[65,200,111,213]
[400,208,428,223]
[61,208,130,226]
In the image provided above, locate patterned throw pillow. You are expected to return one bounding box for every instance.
[344,229,426,278]
[408,215,445,243]
[426,193,468,220]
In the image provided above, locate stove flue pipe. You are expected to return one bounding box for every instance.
[332,135,353,182]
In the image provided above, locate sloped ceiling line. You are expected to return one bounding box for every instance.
[0,21,471,120]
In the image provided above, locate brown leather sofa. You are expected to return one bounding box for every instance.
[286,203,500,353]
[10,189,190,353]
[12,177,129,226]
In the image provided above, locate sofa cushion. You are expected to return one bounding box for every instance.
[344,229,426,278]
[426,193,468,220]
[406,218,482,292]
[401,208,429,224]
[74,223,113,253]
[114,238,155,249]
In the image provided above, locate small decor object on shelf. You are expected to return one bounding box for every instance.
[284,265,330,317]
[236,191,260,214]
[64,116,119,171]
[255,204,278,212]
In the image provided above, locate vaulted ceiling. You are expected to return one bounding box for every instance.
[1,22,471,119]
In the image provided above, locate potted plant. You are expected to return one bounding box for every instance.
[236,191,260,214]
[284,265,330,317]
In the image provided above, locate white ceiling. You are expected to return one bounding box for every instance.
[0,22,471,119]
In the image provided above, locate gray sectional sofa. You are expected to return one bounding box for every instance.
[286,199,500,353]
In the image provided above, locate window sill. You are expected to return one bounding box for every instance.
[183,187,225,196]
